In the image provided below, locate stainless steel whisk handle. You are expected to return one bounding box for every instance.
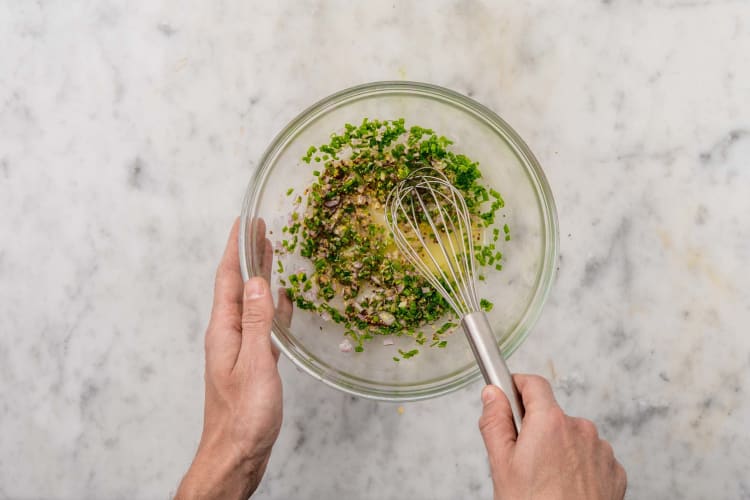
[461,311,524,435]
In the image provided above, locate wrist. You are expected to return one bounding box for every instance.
[176,436,268,500]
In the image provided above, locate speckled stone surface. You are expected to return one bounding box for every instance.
[1,1,749,499]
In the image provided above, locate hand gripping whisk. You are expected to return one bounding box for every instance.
[385,168,524,433]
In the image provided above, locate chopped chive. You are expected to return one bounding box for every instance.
[282,119,511,354]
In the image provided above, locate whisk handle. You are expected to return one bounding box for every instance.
[461,312,524,434]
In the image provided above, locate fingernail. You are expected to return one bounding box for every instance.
[245,278,266,300]
[482,386,496,406]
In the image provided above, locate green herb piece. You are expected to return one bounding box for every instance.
[302,146,317,164]
[489,189,504,206]
[480,298,494,312]
[436,321,457,335]
[399,348,419,359]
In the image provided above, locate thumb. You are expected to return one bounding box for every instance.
[479,385,517,473]
[236,277,275,370]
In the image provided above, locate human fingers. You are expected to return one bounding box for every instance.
[206,219,243,370]
[276,288,293,329]
[273,288,294,363]
[235,277,276,372]
[252,218,273,282]
[211,218,244,318]
[262,238,273,281]
[478,385,517,474]
[513,374,560,414]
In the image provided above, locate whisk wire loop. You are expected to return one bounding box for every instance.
[385,168,481,316]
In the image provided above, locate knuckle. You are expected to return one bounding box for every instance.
[242,305,273,329]
[600,438,614,457]
[577,418,599,438]
[545,406,567,427]
[478,412,500,435]
[527,374,552,390]
[204,325,218,353]
[617,462,628,491]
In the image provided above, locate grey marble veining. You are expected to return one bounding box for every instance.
[1,1,749,499]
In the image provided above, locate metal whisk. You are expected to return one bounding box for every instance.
[385,168,524,433]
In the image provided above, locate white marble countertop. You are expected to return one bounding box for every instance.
[1,1,749,499]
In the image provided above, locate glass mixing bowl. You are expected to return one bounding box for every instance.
[239,81,558,401]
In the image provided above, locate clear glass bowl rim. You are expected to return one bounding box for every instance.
[239,80,559,402]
